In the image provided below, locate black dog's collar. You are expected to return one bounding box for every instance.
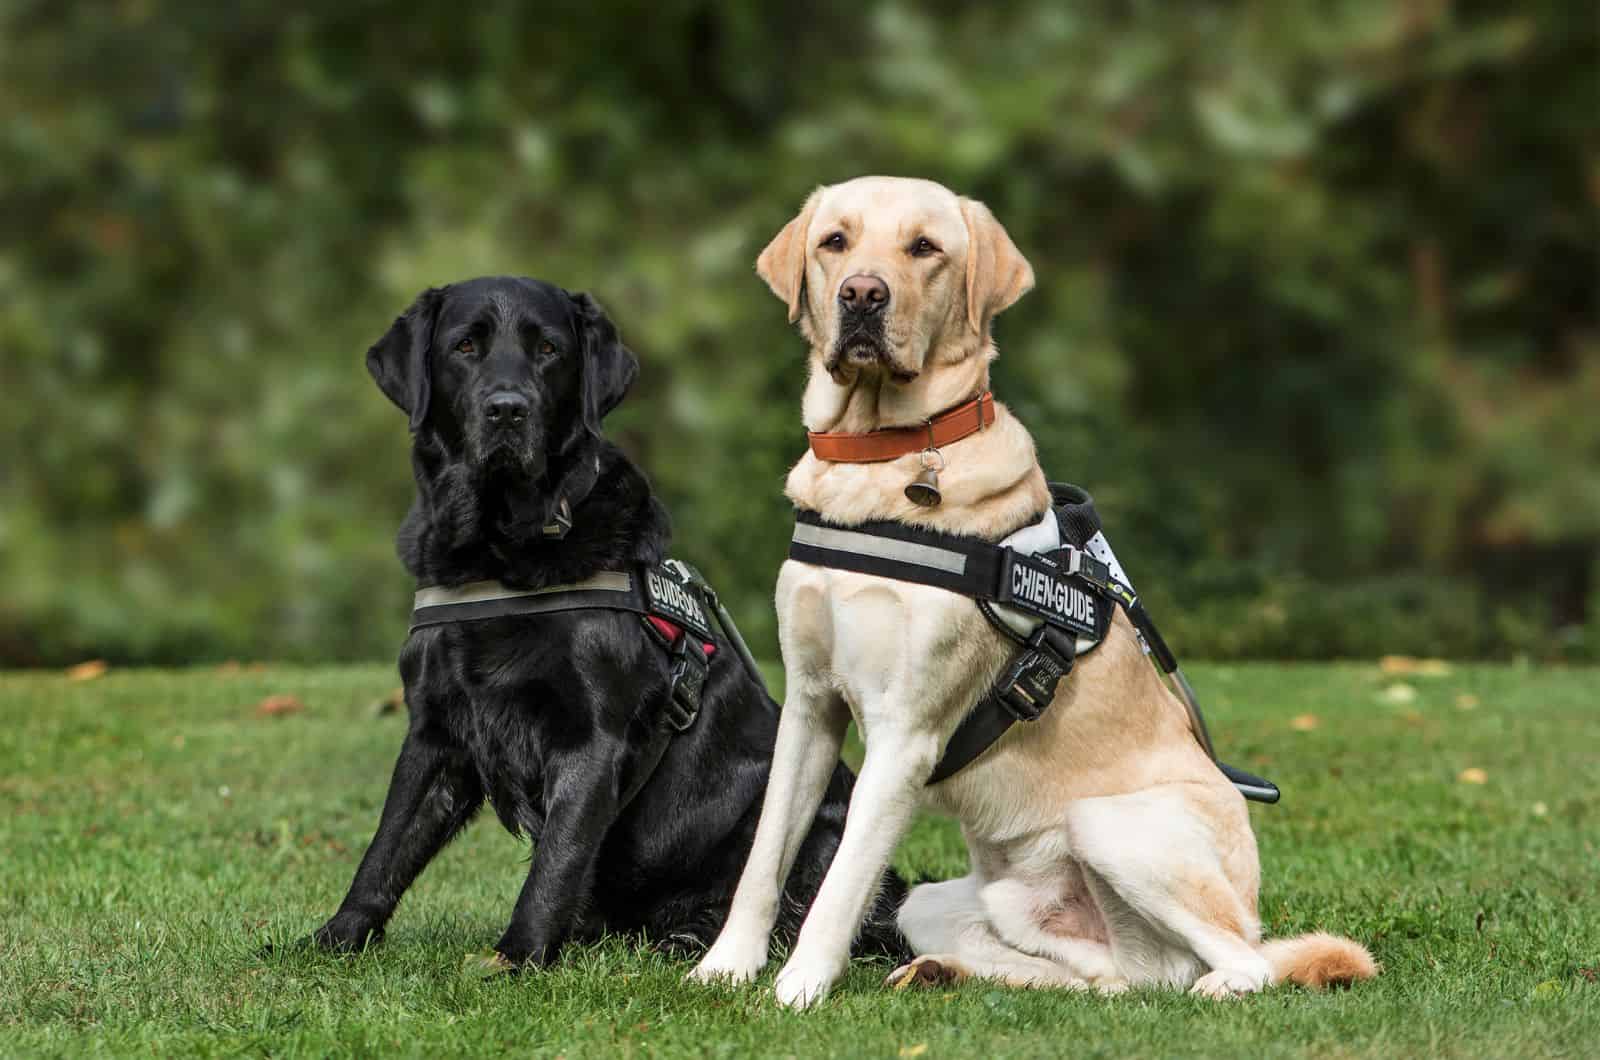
[539,455,603,539]
[541,496,574,538]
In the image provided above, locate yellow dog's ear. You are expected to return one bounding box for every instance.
[756,187,823,324]
[960,198,1034,339]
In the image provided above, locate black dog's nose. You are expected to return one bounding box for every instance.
[838,274,890,314]
[484,392,529,426]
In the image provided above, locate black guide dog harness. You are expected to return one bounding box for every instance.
[790,483,1280,803]
[410,558,765,811]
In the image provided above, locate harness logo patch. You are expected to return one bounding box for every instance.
[645,569,711,636]
[1004,553,1100,636]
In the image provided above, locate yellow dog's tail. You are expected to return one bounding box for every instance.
[1260,931,1378,989]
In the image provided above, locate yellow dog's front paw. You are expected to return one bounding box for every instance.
[688,931,768,986]
[773,954,843,1009]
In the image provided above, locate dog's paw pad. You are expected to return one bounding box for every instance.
[887,955,968,990]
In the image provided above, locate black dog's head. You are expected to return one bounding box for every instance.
[367,276,637,479]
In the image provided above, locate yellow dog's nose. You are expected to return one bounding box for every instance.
[838,273,889,313]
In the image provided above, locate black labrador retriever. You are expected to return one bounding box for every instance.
[310,276,905,970]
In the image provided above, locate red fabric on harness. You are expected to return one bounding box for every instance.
[646,615,715,656]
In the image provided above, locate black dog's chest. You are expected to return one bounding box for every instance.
[423,615,665,838]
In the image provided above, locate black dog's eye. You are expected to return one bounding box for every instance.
[909,236,940,257]
[539,340,556,356]
[454,337,476,355]
[819,232,847,252]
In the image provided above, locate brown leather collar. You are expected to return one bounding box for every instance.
[807,392,995,463]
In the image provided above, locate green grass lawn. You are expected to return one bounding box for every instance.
[2,662,1596,1058]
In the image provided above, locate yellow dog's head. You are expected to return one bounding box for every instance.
[757,176,1034,383]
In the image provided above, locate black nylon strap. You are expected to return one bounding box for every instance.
[790,511,1005,597]
[616,638,709,813]
[790,511,1113,643]
[927,625,1077,784]
[409,587,648,632]
[409,563,719,641]
[927,691,1026,784]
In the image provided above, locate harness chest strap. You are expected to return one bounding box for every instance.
[787,506,1280,803]
[411,564,715,641]
[790,510,1113,643]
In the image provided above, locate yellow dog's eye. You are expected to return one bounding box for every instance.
[820,232,847,252]
[454,337,475,355]
[909,237,940,257]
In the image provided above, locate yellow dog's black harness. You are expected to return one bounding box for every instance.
[790,483,1280,802]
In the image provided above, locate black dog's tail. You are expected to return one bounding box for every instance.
[852,869,912,963]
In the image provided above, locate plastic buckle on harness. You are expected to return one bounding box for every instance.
[1052,546,1135,609]
[664,636,707,731]
[995,625,1075,722]
[1056,547,1112,591]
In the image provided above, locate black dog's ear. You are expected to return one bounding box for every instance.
[366,286,446,431]
[569,291,639,435]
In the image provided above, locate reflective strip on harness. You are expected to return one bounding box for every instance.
[408,563,716,644]
[791,522,971,576]
[409,572,638,632]
[413,572,632,610]
[790,510,1109,643]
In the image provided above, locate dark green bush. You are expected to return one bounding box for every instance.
[1,2,1593,665]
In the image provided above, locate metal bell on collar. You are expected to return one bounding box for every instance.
[905,446,944,508]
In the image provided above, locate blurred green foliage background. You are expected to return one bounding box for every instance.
[1,1,1595,667]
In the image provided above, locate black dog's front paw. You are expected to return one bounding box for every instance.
[487,929,560,974]
[652,931,710,960]
[311,912,386,954]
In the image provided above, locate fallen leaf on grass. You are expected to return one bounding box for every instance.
[256,694,306,718]
[1380,683,1416,704]
[1290,714,1320,732]
[899,1046,929,1058]
[1380,655,1452,677]
[1455,694,1479,711]
[1458,767,1488,785]
[66,660,108,681]
[369,687,404,717]
[1531,979,1562,1001]
[463,949,514,979]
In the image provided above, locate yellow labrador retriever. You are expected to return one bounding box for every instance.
[691,176,1375,1007]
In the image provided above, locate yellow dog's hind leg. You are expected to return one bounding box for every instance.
[890,876,1093,990]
